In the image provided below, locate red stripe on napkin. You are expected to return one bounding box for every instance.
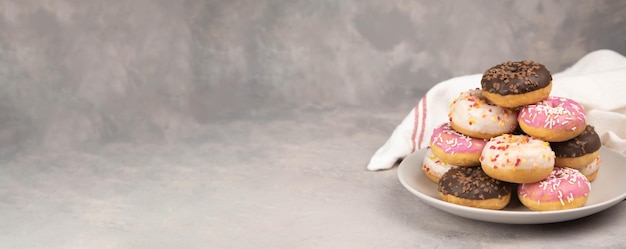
[411,96,428,153]
[417,95,428,150]
[410,105,419,153]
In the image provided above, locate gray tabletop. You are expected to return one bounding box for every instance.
[1,1,626,248]
[1,106,624,248]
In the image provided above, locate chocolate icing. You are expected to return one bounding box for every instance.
[551,125,601,158]
[511,125,526,135]
[481,61,552,95]
[438,167,511,200]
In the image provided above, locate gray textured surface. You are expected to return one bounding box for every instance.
[1,1,625,248]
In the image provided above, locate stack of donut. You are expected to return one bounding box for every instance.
[422,60,601,211]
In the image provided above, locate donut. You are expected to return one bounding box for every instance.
[422,147,459,183]
[430,123,488,166]
[578,156,601,182]
[448,89,518,139]
[481,60,552,108]
[550,125,601,169]
[480,134,555,183]
[518,167,591,211]
[518,96,586,142]
[438,166,512,210]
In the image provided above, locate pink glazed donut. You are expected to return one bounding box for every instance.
[518,167,591,211]
[518,96,586,142]
[430,123,487,166]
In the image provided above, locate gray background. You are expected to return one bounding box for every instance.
[1,0,625,153]
[1,1,625,248]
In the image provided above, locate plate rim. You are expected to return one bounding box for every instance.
[398,146,626,224]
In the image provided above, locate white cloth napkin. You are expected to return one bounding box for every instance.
[367,49,626,171]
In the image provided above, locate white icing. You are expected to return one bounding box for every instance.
[422,148,458,179]
[480,134,555,170]
[449,89,518,135]
[578,156,600,176]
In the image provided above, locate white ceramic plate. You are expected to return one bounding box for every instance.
[398,147,626,224]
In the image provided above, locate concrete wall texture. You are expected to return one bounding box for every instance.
[0,0,625,154]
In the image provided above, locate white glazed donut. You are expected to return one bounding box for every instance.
[578,156,600,182]
[480,134,555,183]
[422,147,459,183]
[448,89,518,139]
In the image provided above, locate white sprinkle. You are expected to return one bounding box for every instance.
[540,181,549,191]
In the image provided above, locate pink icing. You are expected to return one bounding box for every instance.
[518,96,586,131]
[518,167,591,206]
[430,123,487,154]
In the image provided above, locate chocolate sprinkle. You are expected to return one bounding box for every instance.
[481,61,552,95]
[438,167,511,200]
[551,125,601,158]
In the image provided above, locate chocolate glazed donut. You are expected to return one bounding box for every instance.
[438,167,512,210]
[550,125,602,169]
[481,61,552,108]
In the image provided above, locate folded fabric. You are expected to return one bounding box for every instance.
[367,49,626,171]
